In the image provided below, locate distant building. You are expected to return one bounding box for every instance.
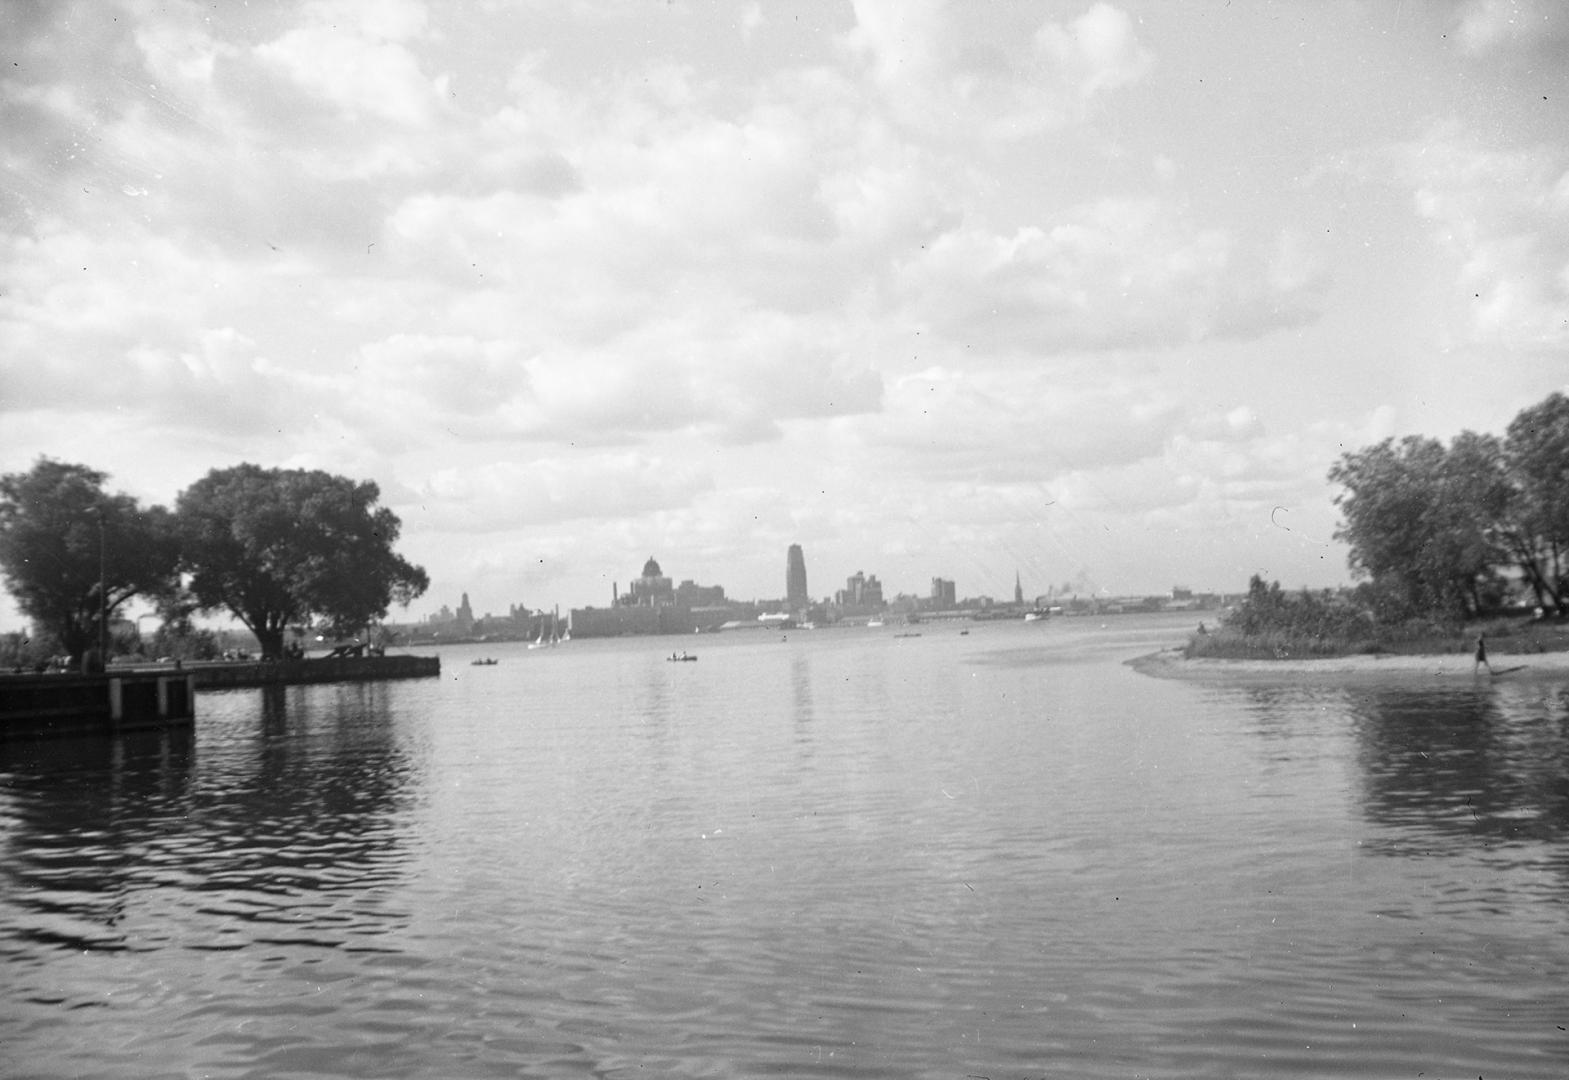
[786,544,809,611]
[621,556,675,607]
[931,577,956,609]
[571,555,730,637]
[1014,572,1024,606]
[676,579,727,607]
[833,570,885,617]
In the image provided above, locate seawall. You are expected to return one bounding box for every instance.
[1,655,440,738]
[191,654,441,690]
[1,670,197,738]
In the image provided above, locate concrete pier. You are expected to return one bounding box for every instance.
[1,654,439,738]
[191,653,440,689]
[0,671,197,738]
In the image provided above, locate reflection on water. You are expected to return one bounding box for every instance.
[3,618,1568,1079]
[0,728,196,956]
[1,682,418,1018]
[1349,684,1569,850]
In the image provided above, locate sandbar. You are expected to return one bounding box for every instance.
[1128,646,1569,687]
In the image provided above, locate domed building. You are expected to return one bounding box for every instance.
[622,556,675,607]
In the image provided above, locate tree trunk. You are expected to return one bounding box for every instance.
[255,627,285,659]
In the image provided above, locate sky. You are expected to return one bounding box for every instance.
[3,0,1568,626]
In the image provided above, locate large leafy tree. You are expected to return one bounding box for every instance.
[0,458,180,666]
[1504,391,1569,614]
[176,465,429,658]
[1328,434,1509,622]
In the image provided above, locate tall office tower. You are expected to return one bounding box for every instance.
[786,544,809,609]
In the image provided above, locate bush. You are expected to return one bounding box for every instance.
[1180,578,1561,659]
[1191,575,1379,656]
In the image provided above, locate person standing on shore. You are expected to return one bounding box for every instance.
[1474,634,1495,676]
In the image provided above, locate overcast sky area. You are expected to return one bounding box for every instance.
[3,0,1568,625]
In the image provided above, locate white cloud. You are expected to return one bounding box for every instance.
[1399,132,1569,349]
[416,453,714,531]
[1455,0,1569,54]
[133,17,239,85]
[1034,3,1153,100]
[890,200,1236,352]
[739,2,765,44]
[843,0,947,87]
[254,6,439,125]
[865,365,1182,481]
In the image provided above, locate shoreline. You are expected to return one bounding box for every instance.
[1127,646,1569,686]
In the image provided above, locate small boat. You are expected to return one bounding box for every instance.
[1024,610,1049,622]
[867,618,885,628]
[667,652,698,662]
[470,657,498,666]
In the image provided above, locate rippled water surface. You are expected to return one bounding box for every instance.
[4,614,1567,1078]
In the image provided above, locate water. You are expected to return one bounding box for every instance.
[3,613,1567,1078]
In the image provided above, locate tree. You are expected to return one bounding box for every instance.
[0,458,179,667]
[1328,434,1508,622]
[1504,391,1569,615]
[176,464,429,658]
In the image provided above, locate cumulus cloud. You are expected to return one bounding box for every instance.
[415,453,714,531]
[1454,0,1569,54]
[253,31,435,125]
[865,365,1182,481]
[888,199,1283,353]
[840,1,1152,137]
[843,0,947,87]
[1034,2,1153,100]
[1398,131,1569,348]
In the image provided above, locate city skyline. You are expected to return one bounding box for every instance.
[4,1,1568,629]
[416,544,1211,627]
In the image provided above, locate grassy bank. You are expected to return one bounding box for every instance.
[1184,614,1569,661]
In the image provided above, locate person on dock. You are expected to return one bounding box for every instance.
[1474,634,1494,677]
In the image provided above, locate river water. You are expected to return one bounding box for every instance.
[2,613,1566,1079]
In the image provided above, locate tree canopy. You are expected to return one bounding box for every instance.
[1504,391,1569,613]
[176,464,429,658]
[0,458,179,665]
[1330,392,1569,622]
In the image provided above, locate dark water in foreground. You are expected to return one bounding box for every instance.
[3,613,1567,1079]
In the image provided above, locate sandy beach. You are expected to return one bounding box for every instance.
[1128,646,1569,686]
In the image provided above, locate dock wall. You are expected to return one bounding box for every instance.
[0,671,197,738]
[1,655,439,738]
[191,654,441,689]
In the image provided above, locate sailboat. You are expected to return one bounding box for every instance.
[527,611,550,649]
[529,606,566,648]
